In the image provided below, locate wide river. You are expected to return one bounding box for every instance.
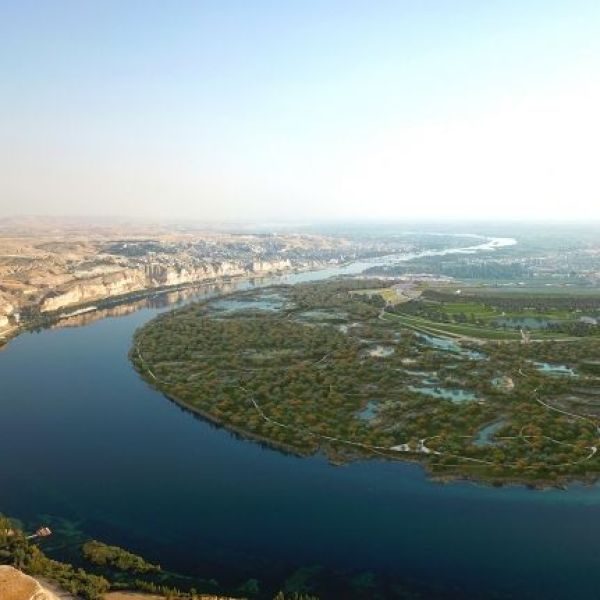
[2,236,599,599]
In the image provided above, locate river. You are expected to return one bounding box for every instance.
[1,235,599,599]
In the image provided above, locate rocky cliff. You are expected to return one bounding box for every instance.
[0,566,60,600]
[251,258,292,273]
[40,269,148,313]
[144,261,248,287]
[0,292,15,330]
[39,259,303,313]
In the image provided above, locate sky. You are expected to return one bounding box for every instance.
[2,0,600,223]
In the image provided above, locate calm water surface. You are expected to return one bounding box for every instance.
[2,243,600,599]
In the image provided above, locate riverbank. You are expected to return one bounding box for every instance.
[1,232,515,352]
[0,261,345,352]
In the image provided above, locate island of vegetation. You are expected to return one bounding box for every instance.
[82,540,161,574]
[131,278,600,487]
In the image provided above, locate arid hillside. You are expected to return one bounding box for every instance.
[0,566,60,600]
[0,218,353,335]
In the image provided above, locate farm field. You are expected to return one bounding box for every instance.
[390,286,600,341]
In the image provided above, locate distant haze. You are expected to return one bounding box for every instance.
[2,1,600,222]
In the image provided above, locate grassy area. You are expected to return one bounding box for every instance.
[384,312,538,341]
[395,286,600,342]
[436,300,573,321]
[455,284,600,297]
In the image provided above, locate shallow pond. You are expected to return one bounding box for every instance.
[210,292,284,312]
[533,361,577,377]
[409,385,479,403]
[494,317,560,330]
[417,334,486,360]
[356,401,378,421]
[418,333,460,351]
[474,420,506,447]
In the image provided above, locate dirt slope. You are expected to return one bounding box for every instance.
[0,566,60,600]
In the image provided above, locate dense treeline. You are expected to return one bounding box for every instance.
[82,539,161,573]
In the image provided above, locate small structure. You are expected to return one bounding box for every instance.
[26,527,52,540]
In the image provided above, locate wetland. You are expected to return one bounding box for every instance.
[133,279,600,486]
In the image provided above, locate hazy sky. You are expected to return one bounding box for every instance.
[2,1,600,222]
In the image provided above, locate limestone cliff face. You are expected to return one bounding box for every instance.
[40,269,147,313]
[39,258,301,313]
[144,261,247,287]
[0,292,15,329]
[0,566,60,600]
[0,292,15,316]
[251,258,292,273]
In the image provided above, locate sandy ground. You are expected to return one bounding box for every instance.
[0,566,60,600]
[37,578,79,600]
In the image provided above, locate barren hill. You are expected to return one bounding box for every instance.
[0,566,60,600]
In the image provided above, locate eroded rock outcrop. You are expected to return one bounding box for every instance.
[40,259,300,313]
[0,292,15,330]
[144,261,248,287]
[0,224,351,322]
[0,566,60,600]
[40,269,147,313]
[251,258,292,273]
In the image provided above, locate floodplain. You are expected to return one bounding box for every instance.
[133,279,600,486]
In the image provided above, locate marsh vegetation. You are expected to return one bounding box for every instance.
[132,280,600,485]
